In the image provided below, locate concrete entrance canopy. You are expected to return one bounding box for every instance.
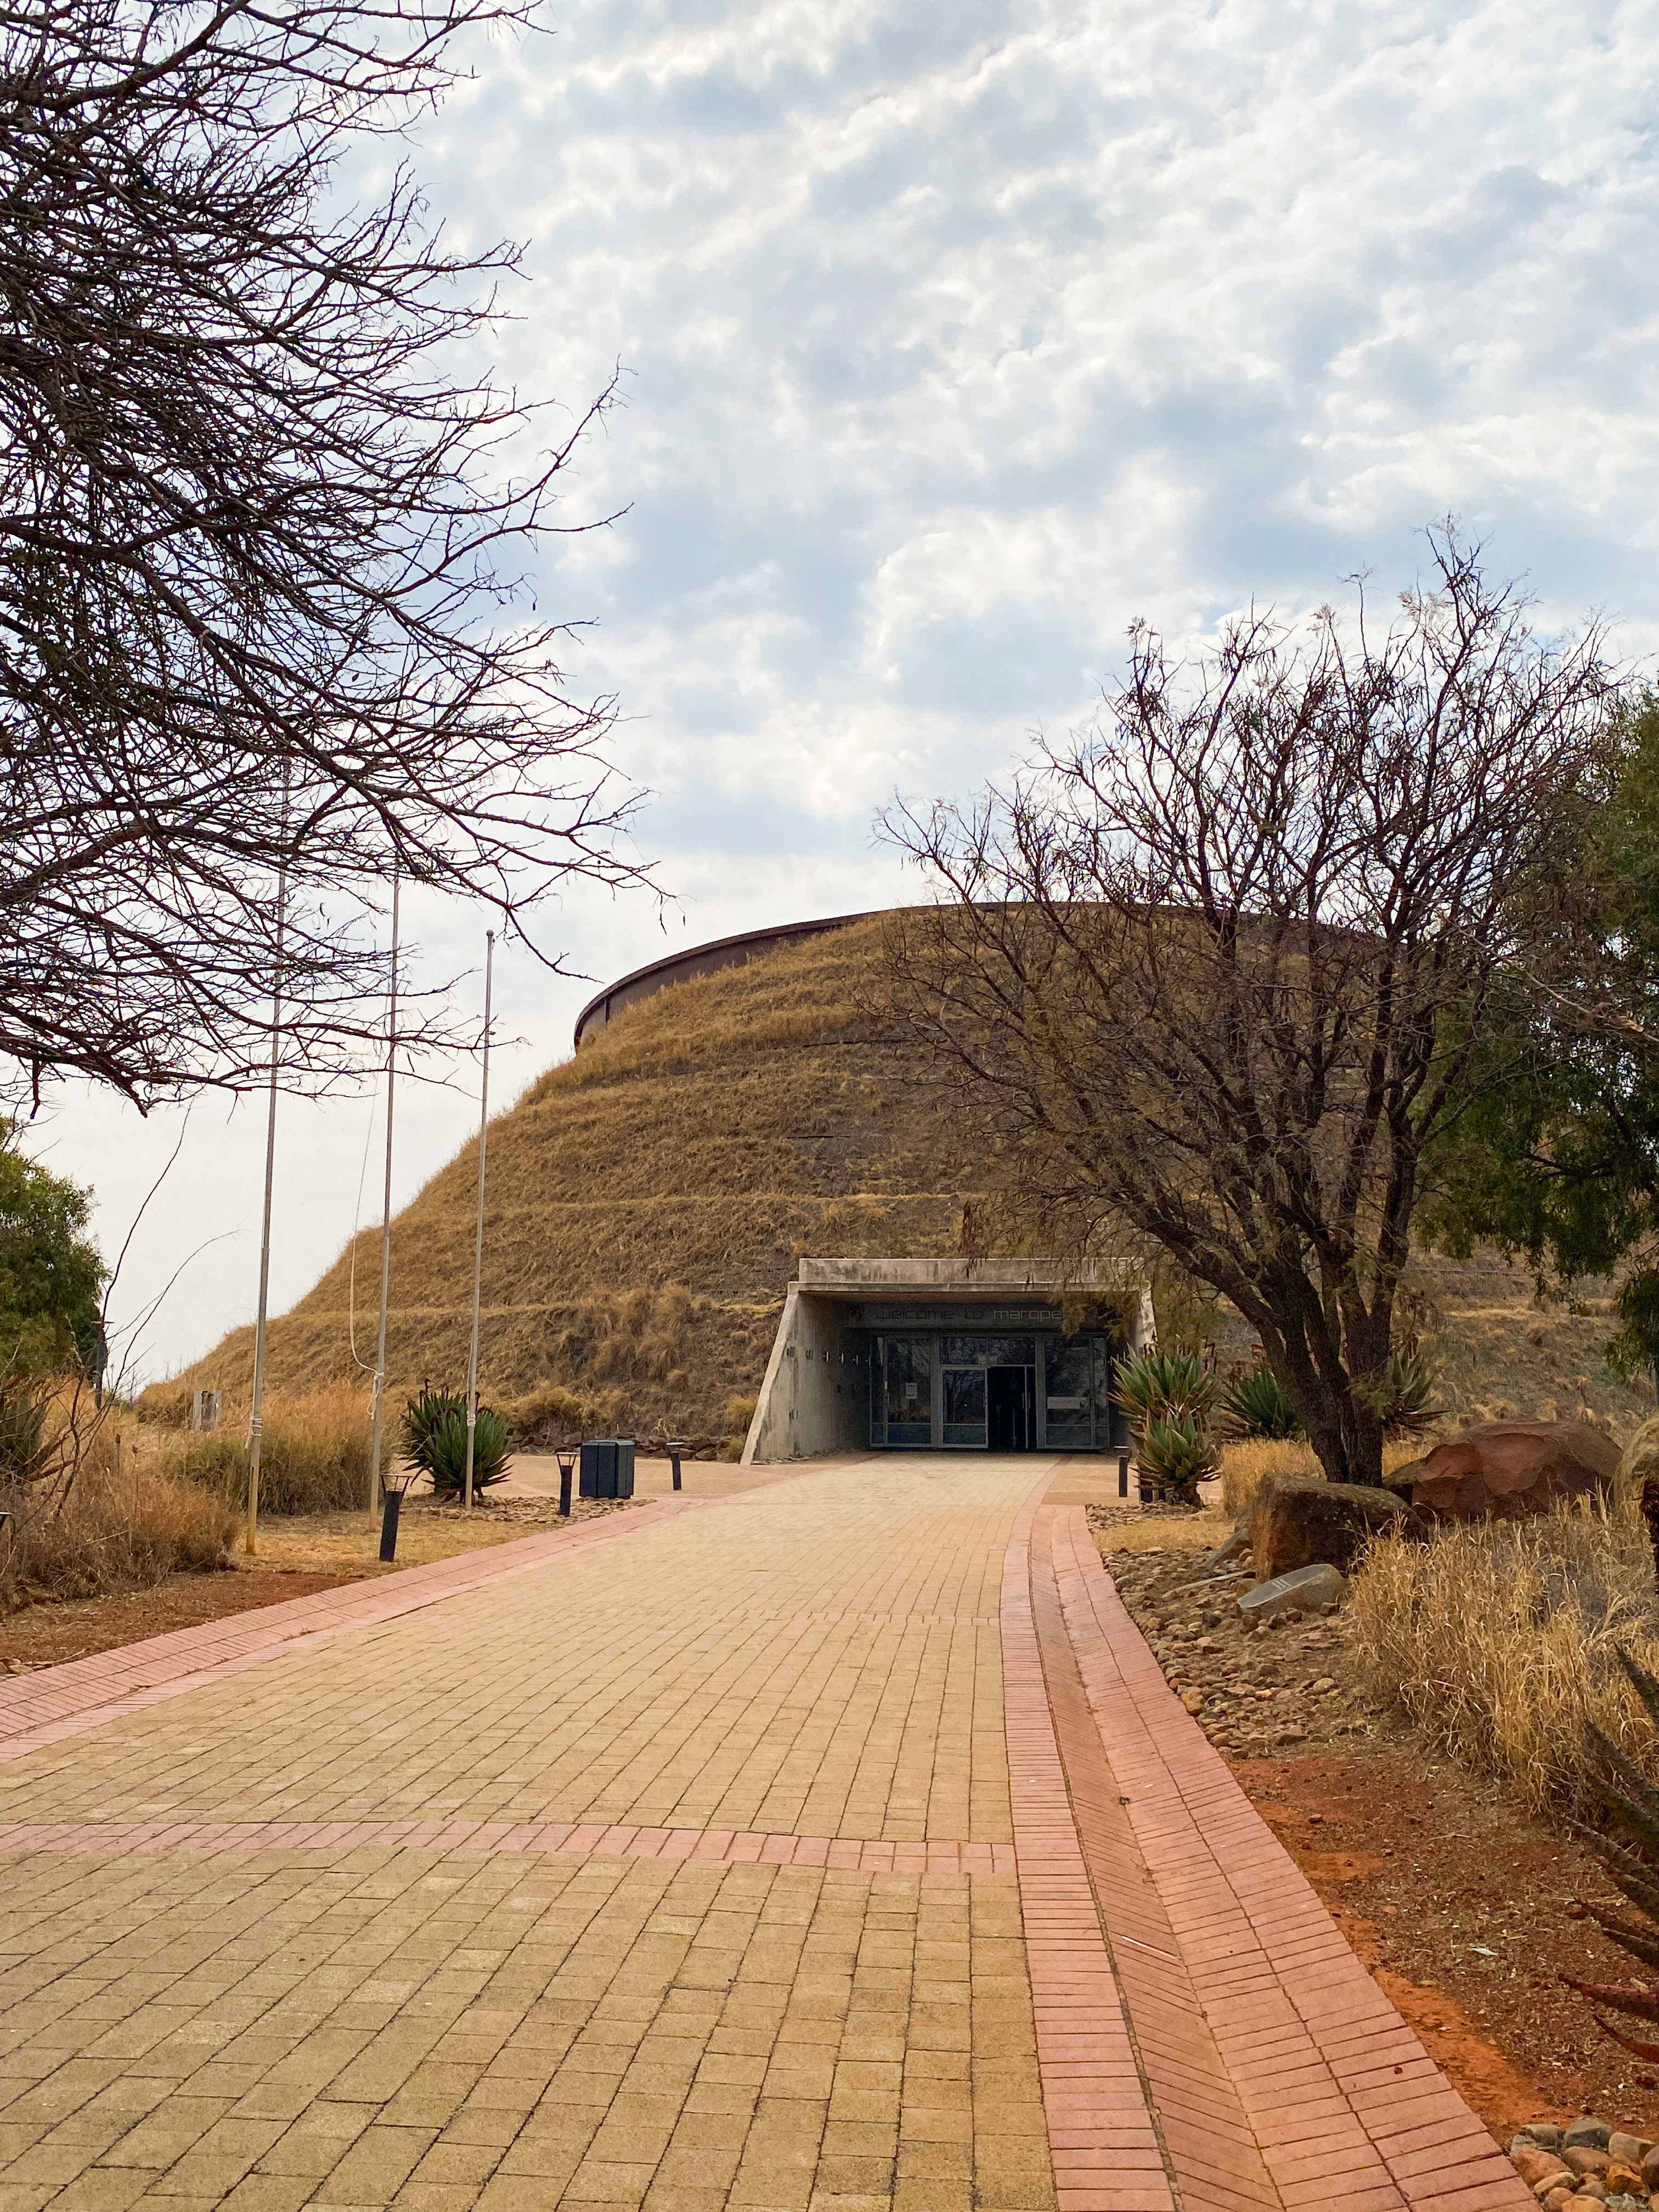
[741,1257,1152,1464]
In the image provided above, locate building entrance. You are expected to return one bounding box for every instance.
[871,1328,1124,1452]
[986,1365,1035,1452]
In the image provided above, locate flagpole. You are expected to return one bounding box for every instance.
[245,792,289,1558]
[367,868,400,1511]
[463,930,494,1512]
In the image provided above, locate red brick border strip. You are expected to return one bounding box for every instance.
[0,1816,1013,1871]
[1001,1479,1177,2212]
[1048,1506,1534,2212]
[0,1496,708,1763]
[1031,1511,1282,2212]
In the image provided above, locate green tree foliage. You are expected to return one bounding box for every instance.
[1423,696,1659,1386]
[0,1133,105,1377]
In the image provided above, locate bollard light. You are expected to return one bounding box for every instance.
[556,1451,575,1517]
[378,1458,416,1562]
[1117,1448,1129,1499]
[667,1438,687,1492]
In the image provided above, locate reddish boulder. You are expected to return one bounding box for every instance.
[1411,1419,1619,1523]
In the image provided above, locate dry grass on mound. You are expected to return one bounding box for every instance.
[3,1414,235,1606]
[1348,1499,1659,1817]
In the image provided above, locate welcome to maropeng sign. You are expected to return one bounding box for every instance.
[844,1305,1063,1330]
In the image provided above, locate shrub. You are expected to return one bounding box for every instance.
[0,1380,47,1480]
[168,1383,370,1514]
[1219,1365,1301,1440]
[1137,1410,1220,1496]
[1348,1497,1659,1817]
[401,1386,512,1496]
[502,1379,628,1449]
[2,1419,234,1605]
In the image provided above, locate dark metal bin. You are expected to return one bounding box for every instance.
[579,1437,636,1500]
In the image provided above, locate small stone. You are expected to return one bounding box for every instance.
[1573,2180,1607,2203]
[1521,2128,1566,2154]
[1543,2191,1573,2212]
[1608,2137,1650,2168]
[1641,2144,1659,2194]
[1278,1725,1307,1742]
[1180,1689,1205,1715]
[1564,2147,1611,2177]
[1567,2123,1615,2153]
[1561,2197,1605,2212]
[1513,2145,1573,2190]
[1604,2168,1643,2200]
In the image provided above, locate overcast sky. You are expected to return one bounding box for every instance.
[26,0,1659,1386]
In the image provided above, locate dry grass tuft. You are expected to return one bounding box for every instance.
[1220,1434,1435,1518]
[2,1416,235,1604]
[1220,1437,1324,1515]
[1348,1499,1659,1816]
[163,1383,371,1515]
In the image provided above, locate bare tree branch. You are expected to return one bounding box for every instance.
[882,530,1615,1486]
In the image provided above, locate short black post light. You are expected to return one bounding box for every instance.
[557,1451,576,1518]
[1117,1448,1130,1499]
[666,1439,687,1492]
[379,1457,416,1562]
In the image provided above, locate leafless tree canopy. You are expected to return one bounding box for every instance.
[0,0,640,1102]
[884,537,1613,1487]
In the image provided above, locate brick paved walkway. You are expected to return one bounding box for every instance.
[0,1459,1532,2212]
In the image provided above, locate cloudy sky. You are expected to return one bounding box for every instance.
[27,0,1659,1384]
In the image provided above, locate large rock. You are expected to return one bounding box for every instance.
[1249,1473,1421,1581]
[1412,1420,1620,1523]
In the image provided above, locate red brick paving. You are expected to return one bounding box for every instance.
[1030,1502,1534,2212]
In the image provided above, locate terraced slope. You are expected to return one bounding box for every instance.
[169,915,984,1448]
[166,910,1657,1449]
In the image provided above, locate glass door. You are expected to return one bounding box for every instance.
[878,1337,933,1447]
[942,1367,988,1449]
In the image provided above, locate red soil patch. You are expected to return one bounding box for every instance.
[1232,1743,1659,2140]
[0,1567,361,1671]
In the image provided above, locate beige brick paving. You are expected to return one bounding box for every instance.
[0,1464,1017,1843]
[0,1460,1056,2212]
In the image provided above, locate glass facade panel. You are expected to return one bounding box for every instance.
[881,1337,933,1447]
[942,1367,987,1449]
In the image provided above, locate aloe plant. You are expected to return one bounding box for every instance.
[1560,1648,1659,2058]
[401,1386,512,1496]
[1138,1410,1221,1496]
[1110,1347,1218,1431]
[1219,1365,1301,1440]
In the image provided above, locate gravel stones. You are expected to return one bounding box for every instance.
[1513,2119,1659,2210]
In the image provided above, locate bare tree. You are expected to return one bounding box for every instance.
[0,0,642,1104]
[883,535,1613,1487]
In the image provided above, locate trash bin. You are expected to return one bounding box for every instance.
[579,1437,636,1500]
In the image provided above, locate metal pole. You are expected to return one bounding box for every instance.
[463,932,494,1512]
[246,820,287,1558]
[367,870,400,1511]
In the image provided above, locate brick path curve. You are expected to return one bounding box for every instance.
[0,1459,1532,2212]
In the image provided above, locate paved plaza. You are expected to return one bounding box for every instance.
[0,1459,1531,2212]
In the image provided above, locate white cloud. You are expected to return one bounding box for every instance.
[40,0,1659,1379]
